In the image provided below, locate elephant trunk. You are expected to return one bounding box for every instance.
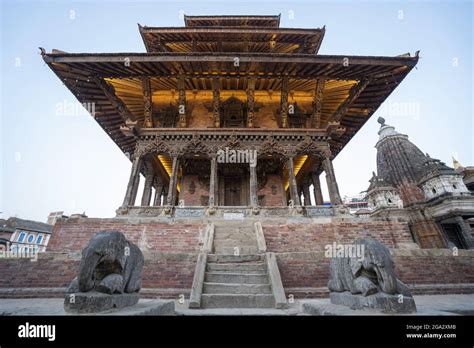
[78,251,103,292]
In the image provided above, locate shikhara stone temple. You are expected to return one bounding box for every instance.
[1,15,473,309]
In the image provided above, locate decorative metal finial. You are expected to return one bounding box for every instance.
[377,117,386,126]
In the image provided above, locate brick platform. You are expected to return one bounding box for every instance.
[1,217,473,299]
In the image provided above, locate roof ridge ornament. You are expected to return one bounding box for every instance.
[377,116,386,127]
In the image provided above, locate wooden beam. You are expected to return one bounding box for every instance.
[92,77,134,122]
[177,74,187,127]
[141,76,153,127]
[45,53,419,68]
[247,76,256,128]
[140,27,323,36]
[311,77,325,128]
[329,79,370,123]
[212,77,220,128]
[280,75,289,128]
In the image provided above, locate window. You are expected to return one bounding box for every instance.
[432,188,437,195]
[36,234,43,245]
[453,184,457,190]
[18,232,26,243]
[10,244,18,253]
[388,198,393,204]
[27,235,35,244]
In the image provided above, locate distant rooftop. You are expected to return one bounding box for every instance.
[0,217,53,234]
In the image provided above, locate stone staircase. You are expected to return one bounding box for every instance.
[202,254,275,308]
[190,221,287,309]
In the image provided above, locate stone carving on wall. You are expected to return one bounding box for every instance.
[327,238,416,312]
[64,231,144,313]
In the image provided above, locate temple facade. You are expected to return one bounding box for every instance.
[10,14,469,306]
[41,14,419,219]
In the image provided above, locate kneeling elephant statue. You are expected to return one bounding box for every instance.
[327,238,412,298]
[66,230,144,295]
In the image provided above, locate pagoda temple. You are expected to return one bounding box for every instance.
[41,14,419,219]
[1,14,469,308]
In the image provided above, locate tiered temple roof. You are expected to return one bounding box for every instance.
[41,15,418,162]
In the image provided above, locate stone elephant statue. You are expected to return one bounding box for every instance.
[66,231,144,295]
[327,238,412,298]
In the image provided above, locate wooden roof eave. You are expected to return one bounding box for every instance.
[138,23,152,52]
[139,26,325,54]
[41,55,137,162]
[139,26,324,35]
[183,14,281,28]
[43,52,419,69]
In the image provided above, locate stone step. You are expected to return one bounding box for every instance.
[203,282,272,294]
[207,254,264,263]
[213,240,257,247]
[205,272,269,284]
[201,294,275,308]
[214,221,254,227]
[213,231,256,238]
[213,236,256,242]
[214,246,259,255]
[207,262,266,273]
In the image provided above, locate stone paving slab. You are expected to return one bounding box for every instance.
[0,298,175,316]
[0,294,473,316]
[300,294,474,316]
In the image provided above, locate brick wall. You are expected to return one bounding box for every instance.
[399,182,426,206]
[276,250,474,292]
[262,219,416,252]
[179,174,209,206]
[1,218,473,298]
[257,174,286,206]
[47,218,205,253]
[0,252,196,294]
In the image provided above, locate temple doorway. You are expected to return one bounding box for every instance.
[218,166,249,206]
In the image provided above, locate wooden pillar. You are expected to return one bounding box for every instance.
[280,75,289,128]
[166,156,180,207]
[141,167,154,206]
[249,162,258,207]
[153,181,164,206]
[311,78,325,128]
[162,186,169,206]
[323,156,343,206]
[247,76,256,128]
[209,156,218,206]
[302,178,312,206]
[287,157,300,206]
[311,172,324,205]
[141,77,153,127]
[454,216,474,249]
[212,77,220,128]
[177,74,187,127]
[122,156,142,207]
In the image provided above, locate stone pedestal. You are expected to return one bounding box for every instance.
[64,292,139,314]
[330,291,416,313]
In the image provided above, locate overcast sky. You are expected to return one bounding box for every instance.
[1,0,472,222]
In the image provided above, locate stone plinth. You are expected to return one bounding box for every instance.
[64,292,139,314]
[330,291,416,313]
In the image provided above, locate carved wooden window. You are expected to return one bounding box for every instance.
[288,103,306,128]
[155,105,179,128]
[221,96,246,128]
